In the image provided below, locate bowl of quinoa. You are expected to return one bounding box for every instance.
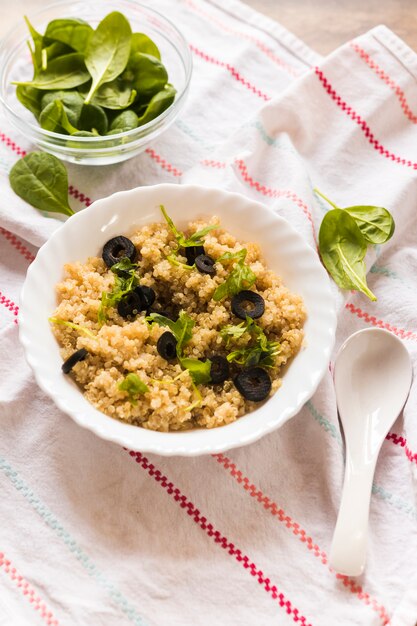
[19,184,336,456]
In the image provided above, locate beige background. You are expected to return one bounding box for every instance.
[2,0,417,54]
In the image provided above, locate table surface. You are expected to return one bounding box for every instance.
[244,0,417,55]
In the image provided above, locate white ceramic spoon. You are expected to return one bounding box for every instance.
[330,328,412,576]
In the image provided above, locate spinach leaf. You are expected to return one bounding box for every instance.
[319,208,376,301]
[118,373,149,404]
[179,358,212,384]
[41,90,84,126]
[136,85,176,126]
[24,16,43,73]
[84,12,132,104]
[314,188,395,244]
[213,249,256,301]
[39,100,78,134]
[9,151,74,217]
[15,53,90,90]
[16,85,42,118]
[344,206,395,244]
[110,110,138,132]
[80,78,137,110]
[130,32,161,60]
[124,52,167,100]
[44,18,93,53]
[42,41,73,67]
[78,103,108,135]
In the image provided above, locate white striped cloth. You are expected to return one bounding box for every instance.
[0,2,416,625]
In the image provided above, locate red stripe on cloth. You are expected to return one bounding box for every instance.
[184,0,300,77]
[213,454,390,625]
[314,67,417,170]
[0,289,19,324]
[351,43,417,124]
[190,45,271,101]
[386,433,417,466]
[145,148,183,177]
[345,303,417,341]
[0,132,27,157]
[128,450,312,626]
[68,185,92,208]
[0,227,35,263]
[200,159,227,169]
[0,552,60,626]
[233,158,317,240]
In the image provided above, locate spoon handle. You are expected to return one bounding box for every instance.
[329,456,376,576]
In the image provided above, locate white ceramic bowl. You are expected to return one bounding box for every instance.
[19,184,336,456]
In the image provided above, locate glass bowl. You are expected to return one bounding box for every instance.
[0,0,192,165]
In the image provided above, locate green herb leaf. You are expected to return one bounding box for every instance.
[136,84,176,126]
[318,208,377,301]
[98,258,139,324]
[78,103,108,135]
[14,53,90,90]
[109,109,138,132]
[118,373,149,404]
[24,16,43,73]
[130,32,161,60]
[221,316,280,367]
[39,99,78,134]
[44,18,93,53]
[41,41,73,68]
[41,90,84,126]
[217,248,247,264]
[344,205,395,244]
[124,52,168,100]
[148,310,195,356]
[48,316,96,339]
[220,319,251,345]
[213,249,256,301]
[179,358,212,384]
[9,151,74,217]
[16,85,42,119]
[159,205,218,261]
[81,78,137,110]
[84,12,132,104]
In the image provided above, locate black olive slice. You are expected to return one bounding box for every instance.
[234,367,271,402]
[195,254,216,276]
[62,348,88,374]
[136,285,156,308]
[157,331,178,360]
[184,245,205,265]
[231,290,265,320]
[117,291,144,319]
[208,355,229,384]
[102,236,137,268]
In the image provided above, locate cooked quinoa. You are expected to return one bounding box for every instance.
[51,216,306,431]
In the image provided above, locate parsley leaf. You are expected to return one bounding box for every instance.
[213,248,256,301]
[98,258,139,324]
[118,373,149,404]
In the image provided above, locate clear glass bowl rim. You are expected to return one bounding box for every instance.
[0,0,193,143]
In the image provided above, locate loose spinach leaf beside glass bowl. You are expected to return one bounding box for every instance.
[0,1,192,165]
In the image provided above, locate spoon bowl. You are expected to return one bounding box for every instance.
[330,328,412,576]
